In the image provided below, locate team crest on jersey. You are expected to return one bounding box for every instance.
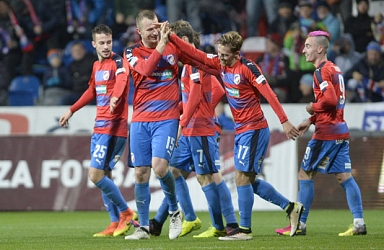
[234,74,241,85]
[167,54,176,65]
[103,71,110,80]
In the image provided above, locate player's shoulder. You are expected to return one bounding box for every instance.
[111,52,123,61]
[124,42,142,55]
[108,53,125,68]
[319,60,342,75]
[239,57,262,75]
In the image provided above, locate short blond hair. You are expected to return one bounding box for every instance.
[136,10,157,30]
[216,31,243,53]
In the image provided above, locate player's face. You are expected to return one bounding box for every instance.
[302,37,318,63]
[93,33,112,60]
[217,44,239,67]
[138,17,160,48]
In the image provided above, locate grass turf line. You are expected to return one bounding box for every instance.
[0,210,383,250]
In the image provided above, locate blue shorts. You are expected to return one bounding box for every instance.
[301,139,351,174]
[234,127,270,173]
[129,119,178,167]
[90,133,127,171]
[169,135,219,175]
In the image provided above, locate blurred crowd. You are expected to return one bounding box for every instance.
[0,0,383,106]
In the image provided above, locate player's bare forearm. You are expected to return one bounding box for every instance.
[282,120,299,140]
[297,119,311,137]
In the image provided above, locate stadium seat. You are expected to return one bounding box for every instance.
[8,75,41,106]
[8,90,35,106]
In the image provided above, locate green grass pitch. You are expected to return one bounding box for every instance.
[1,210,383,249]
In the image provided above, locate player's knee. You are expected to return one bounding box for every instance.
[88,168,104,184]
[169,166,181,178]
[335,172,351,184]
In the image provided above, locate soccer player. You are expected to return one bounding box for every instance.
[123,10,198,240]
[275,30,367,236]
[147,21,240,238]
[59,24,136,237]
[165,26,303,240]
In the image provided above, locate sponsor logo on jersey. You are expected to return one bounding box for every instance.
[234,74,241,85]
[225,87,240,98]
[151,69,173,80]
[167,54,176,65]
[96,85,107,94]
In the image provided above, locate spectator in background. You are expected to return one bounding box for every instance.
[10,0,67,75]
[269,2,298,40]
[0,61,9,105]
[298,73,314,103]
[315,1,341,55]
[61,41,97,105]
[199,0,235,34]
[257,33,291,103]
[332,33,363,75]
[283,22,315,102]
[41,49,72,105]
[0,0,21,101]
[66,0,113,40]
[344,0,374,53]
[326,0,352,24]
[283,1,328,102]
[166,0,202,32]
[372,13,384,48]
[112,0,141,38]
[246,0,279,37]
[296,0,327,36]
[344,41,384,102]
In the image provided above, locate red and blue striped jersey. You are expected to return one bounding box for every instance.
[70,52,129,138]
[180,65,219,136]
[124,42,194,122]
[169,33,288,134]
[309,61,350,140]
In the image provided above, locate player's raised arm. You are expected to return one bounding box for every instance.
[169,32,221,73]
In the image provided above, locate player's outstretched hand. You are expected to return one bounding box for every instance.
[59,110,73,127]
[110,96,119,114]
[297,119,312,137]
[282,120,300,141]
